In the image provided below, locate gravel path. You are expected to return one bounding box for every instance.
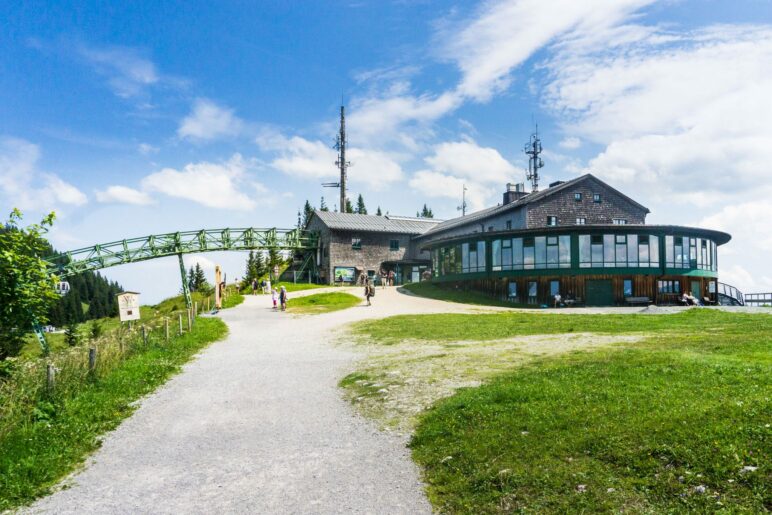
[25,287,481,515]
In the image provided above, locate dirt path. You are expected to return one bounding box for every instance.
[25,287,487,514]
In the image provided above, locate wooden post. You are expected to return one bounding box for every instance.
[187,309,192,331]
[194,301,198,319]
[142,325,148,345]
[206,297,210,312]
[178,314,183,335]
[119,337,124,354]
[165,318,169,343]
[46,363,56,393]
[88,347,96,373]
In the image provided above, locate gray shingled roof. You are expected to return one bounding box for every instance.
[311,210,440,234]
[417,173,650,239]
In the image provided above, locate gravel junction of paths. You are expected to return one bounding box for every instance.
[26,287,482,514]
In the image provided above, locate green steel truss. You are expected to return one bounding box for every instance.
[46,227,318,279]
[33,227,316,355]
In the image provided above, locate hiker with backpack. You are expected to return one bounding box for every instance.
[365,278,375,306]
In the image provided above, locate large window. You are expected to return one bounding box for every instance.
[579,233,659,268]
[658,280,681,294]
[665,235,716,271]
[491,235,570,271]
[461,241,486,273]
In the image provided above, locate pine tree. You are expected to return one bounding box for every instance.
[356,194,367,215]
[320,197,329,211]
[188,266,196,291]
[419,204,434,218]
[302,200,315,227]
[376,206,382,216]
[345,197,354,214]
[193,263,207,290]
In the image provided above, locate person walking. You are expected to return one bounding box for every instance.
[279,285,288,311]
[364,278,375,306]
[251,279,257,295]
[271,287,278,309]
[380,269,387,289]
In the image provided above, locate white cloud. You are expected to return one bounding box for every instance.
[559,137,581,149]
[425,139,518,185]
[141,154,259,211]
[256,130,338,179]
[543,25,772,197]
[0,137,87,211]
[256,129,404,189]
[441,0,655,101]
[95,185,154,205]
[183,254,216,272]
[79,45,159,98]
[138,143,159,155]
[409,170,495,212]
[178,98,244,141]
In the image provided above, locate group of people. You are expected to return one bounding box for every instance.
[271,285,288,311]
[680,291,703,306]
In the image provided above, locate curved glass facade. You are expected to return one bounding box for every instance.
[430,228,720,280]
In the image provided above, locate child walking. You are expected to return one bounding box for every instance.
[271,287,278,309]
[279,286,288,311]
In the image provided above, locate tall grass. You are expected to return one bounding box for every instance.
[0,295,231,510]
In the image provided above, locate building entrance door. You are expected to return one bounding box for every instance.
[691,281,701,299]
[586,280,614,306]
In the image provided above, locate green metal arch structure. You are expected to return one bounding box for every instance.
[33,227,317,356]
[46,227,318,278]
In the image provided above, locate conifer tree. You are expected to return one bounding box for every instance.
[345,197,354,214]
[356,194,367,215]
[376,206,382,216]
[320,197,329,211]
[302,200,314,227]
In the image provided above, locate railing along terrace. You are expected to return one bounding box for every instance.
[744,293,772,306]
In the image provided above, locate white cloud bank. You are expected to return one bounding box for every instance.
[0,137,87,211]
[95,185,154,205]
[141,154,262,211]
[178,98,244,141]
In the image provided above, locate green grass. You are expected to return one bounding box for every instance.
[402,282,536,309]
[410,335,771,512]
[289,292,361,314]
[274,281,327,293]
[352,308,770,346]
[0,317,228,511]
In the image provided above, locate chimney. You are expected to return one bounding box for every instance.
[503,183,528,205]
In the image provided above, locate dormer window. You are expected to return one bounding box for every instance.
[593,193,601,203]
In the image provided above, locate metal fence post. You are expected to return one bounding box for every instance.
[142,325,148,345]
[178,314,183,335]
[187,309,192,331]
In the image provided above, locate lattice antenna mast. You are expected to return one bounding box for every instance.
[524,124,544,192]
[322,105,351,212]
[457,184,468,216]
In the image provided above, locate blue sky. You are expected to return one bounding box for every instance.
[2,0,772,302]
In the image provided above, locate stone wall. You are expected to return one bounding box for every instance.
[525,182,647,228]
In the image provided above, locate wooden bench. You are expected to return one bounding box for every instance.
[625,296,652,306]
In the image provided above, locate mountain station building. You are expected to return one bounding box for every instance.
[306,174,731,306]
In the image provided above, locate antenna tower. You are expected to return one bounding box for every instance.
[524,124,544,192]
[457,184,468,216]
[322,105,350,211]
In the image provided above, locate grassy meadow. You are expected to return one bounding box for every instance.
[345,309,771,512]
[290,292,361,314]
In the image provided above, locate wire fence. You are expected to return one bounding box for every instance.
[0,306,200,441]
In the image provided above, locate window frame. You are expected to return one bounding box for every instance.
[351,236,362,250]
[574,192,582,202]
[389,239,400,251]
[593,193,601,203]
[546,215,558,226]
